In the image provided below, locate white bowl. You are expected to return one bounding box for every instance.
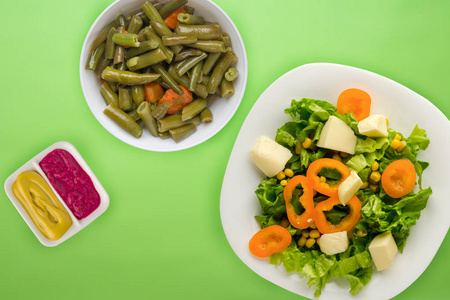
[80,0,248,152]
[4,141,110,247]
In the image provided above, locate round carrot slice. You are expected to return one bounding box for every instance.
[337,88,371,121]
[381,159,416,198]
[249,225,292,258]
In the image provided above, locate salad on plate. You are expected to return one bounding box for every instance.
[248,88,432,296]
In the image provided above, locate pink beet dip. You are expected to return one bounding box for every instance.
[39,149,100,220]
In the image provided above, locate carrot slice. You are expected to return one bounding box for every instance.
[249,225,292,258]
[337,88,371,121]
[381,159,416,198]
[159,85,193,114]
[144,82,164,103]
[164,7,186,29]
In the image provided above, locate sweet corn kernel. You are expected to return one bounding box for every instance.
[332,153,342,162]
[295,141,302,154]
[371,161,379,171]
[397,141,407,152]
[305,238,316,248]
[386,118,389,125]
[391,139,402,150]
[297,237,307,247]
[393,133,402,141]
[301,230,310,238]
[369,184,379,192]
[280,180,288,186]
[309,230,321,239]
[280,218,290,228]
[284,168,294,178]
[360,182,369,189]
[356,229,368,237]
[319,176,327,183]
[369,171,381,183]
[302,138,312,149]
[276,171,286,180]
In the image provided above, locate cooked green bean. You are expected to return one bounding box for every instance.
[137,101,159,137]
[141,1,170,31]
[224,67,238,81]
[112,33,140,47]
[105,27,117,59]
[119,87,133,111]
[156,77,172,90]
[113,26,126,64]
[175,23,221,40]
[100,82,119,106]
[220,32,232,48]
[189,40,225,53]
[194,84,208,99]
[141,26,174,63]
[101,66,160,85]
[201,75,210,86]
[181,98,207,121]
[150,63,184,95]
[137,27,149,42]
[169,123,197,143]
[117,14,127,27]
[89,20,117,53]
[152,101,170,120]
[131,85,145,106]
[202,52,221,74]
[158,131,171,139]
[177,13,204,25]
[174,48,204,62]
[86,43,105,70]
[206,51,238,94]
[177,52,208,76]
[200,108,213,123]
[220,78,234,98]
[115,61,127,71]
[125,40,159,59]
[127,10,150,26]
[189,61,203,92]
[158,0,188,19]
[109,81,118,92]
[168,65,190,89]
[158,114,196,132]
[183,5,195,15]
[127,15,143,34]
[126,48,167,71]
[127,109,141,122]
[95,56,112,78]
[104,103,143,138]
[149,21,183,54]
[162,34,197,46]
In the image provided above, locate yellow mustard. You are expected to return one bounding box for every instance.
[12,171,72,240]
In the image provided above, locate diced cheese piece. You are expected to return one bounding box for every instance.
[318,231,349,255]
[368,231,398,271]
[316,116,356,154]
[250,136,292,177]
[338,171,363,205]
[357,114,388,138]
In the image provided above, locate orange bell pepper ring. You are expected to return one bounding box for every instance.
[313,195,361,234]
[306,158,351,196]
[283,175,315,229]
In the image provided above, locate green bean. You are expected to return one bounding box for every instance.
[137,102,158,137]
[158,114,197,132]
[174,48,204,62]
[206,51,238,94]
[104,103,143,138]
[150,63,184,95]
[162,35,197,46]
[194,83,208,99]
[95,56,112,78]
[105,27,117,59]
[189,40,225,53]
[142,1,170,31]
[127,109,141,122]
[131,85,145,106]
[101,66,160,85]
[201,75,210,86]
[127,10,149,26]
[158,0,188,19]
[125,40,159,59]
[158,131,171,139]
[202,52,221,75]
[152,101,170,120]
[126,48,167,71]
[86,43,105,70]
[177,52,208,76]
[89,20,117,53]
[149,21,183,55]
[137,27,148,42]
[220,78,234,98]
[119,87,133,111]
[112,33,140,47]
[177,13,204,25]
[220,32,232,48]
[109,81,118,92]
[113,26,126,64]
[181,98,207,121]
[127,15,143,34]
[141,26,174,63]
[156,77,172,90]
[115,61,127,71]
[175,23,221,40]
[224,67,238,81]
[117,14,127,27]
[189,61,203,92]
[200,108,213,123]
[169,123,197,143]
[167,65,190,89]
[183,5,195,15]
[100,82,119,106]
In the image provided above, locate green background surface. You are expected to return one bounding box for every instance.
[1,0,449,299]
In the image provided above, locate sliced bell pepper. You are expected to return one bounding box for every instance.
[283,175,315,229]
[306,158,351,196]
[313,195,361,234]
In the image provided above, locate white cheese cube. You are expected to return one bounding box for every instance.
[357,114,388,138]
[368,231,398,271]
[338,171,363,205]
[250,136,293,177]
[316,116,356,154]
[318,231,349,255]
